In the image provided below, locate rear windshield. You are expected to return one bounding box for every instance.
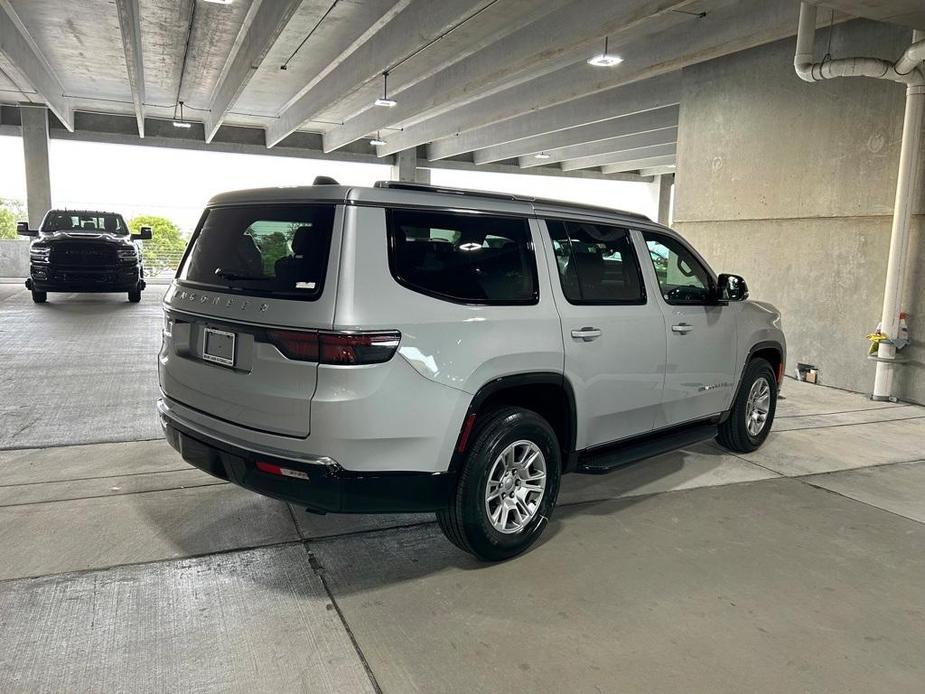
[43,212,127,234]
[177,205,335,300]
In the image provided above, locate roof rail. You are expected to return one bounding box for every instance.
[374,180,519,201]
[372,180,651,222]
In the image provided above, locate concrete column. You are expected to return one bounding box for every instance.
[20,104,52,229]
[656,173,674,225]
[391,148,429,183]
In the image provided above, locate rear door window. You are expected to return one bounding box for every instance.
[545,220,645,304]
[177,205,335,300]
[387,208,537,304]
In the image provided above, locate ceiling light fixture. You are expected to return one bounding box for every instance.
[202,0,233,5]
[535,152,551,160]
[374,71,397,107]
[587,36,623,67]
[369,131,387,147]
[172,100,192,128]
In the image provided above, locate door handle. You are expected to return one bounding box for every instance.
[671,323,694,334]
[571,327,602,341]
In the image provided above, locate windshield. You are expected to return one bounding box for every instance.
[42,212,127,234]
[177,204,336,300]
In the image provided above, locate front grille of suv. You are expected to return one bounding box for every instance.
[51,242,118,267]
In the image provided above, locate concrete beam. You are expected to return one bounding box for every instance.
[114,0,146,138]
[204,0,302,143]
[519,127,677,169]
[0,0,72,130]
[472,105,680,165]
[265,0,481,148]
[0,108,643,183]
[323,0,694,152]
[639,165,676,177]
[427,73,682,162]
[419,157,652,183]
[602,155,677,175]
[398,0,813,159]
[20,104,51,229]
[561,143,677,172]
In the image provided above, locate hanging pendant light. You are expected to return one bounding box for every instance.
[369,131,387,146]
[587,36,623,67]
[374,72,397,107]
[172,100,192,128]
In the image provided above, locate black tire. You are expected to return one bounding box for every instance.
[717,358,777,453]
[31,290,47,303]
[437,407,561,561]
[128,289,142,303]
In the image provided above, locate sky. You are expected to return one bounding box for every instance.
[0,135,658,235]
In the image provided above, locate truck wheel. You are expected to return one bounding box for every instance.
[31,290,47,303]
[716,358,777,453]
[437,407,561,561]
[128,289,142,303]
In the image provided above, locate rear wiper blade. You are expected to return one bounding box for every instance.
[214,268,271,281]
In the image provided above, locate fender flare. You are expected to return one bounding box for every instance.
[448,372,578,473]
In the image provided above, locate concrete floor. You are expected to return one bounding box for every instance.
[1,285,924,692]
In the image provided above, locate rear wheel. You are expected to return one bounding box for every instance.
[31,290,47,303]
[717,358,777,452]
[128,289,142,303]
[437,407,561,561]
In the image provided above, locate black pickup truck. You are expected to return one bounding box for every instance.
[18,210,152,303]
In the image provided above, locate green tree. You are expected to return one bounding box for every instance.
[127,215,187,275]
[0,198,26,239]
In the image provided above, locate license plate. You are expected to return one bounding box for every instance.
[202,327,236,367]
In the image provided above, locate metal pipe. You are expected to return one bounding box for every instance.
[793,6,925,400]
[873,35,925,399]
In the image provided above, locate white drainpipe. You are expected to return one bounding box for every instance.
[793,2,925,401]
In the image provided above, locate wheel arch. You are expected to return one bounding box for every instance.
[450,372,578,474]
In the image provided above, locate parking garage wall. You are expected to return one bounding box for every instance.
[673,19,925,404]
[0,240,29,278]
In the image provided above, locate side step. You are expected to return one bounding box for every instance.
[576,422,718,474]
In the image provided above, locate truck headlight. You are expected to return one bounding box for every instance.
[30,247,50,264]
[118,248,138,261]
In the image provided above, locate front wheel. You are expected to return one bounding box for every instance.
[716,358,777,453]
[128,289,142,303]
[31,289,47,303]
[437,407,561,561]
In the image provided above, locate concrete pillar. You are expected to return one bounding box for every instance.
[20,104,52,229]
[391,148,429,183]
[656,173,674,225]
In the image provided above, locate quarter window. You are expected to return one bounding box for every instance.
[642,231,713,304]
[387,209,537,304]
[545,220,645,304]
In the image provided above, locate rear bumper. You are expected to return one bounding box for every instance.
[159,399,452,514]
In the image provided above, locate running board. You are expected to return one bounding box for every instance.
[575,422,718,474]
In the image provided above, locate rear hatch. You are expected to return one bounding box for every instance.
[160,203,340,437]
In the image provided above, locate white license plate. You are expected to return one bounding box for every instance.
[202,327,236,367]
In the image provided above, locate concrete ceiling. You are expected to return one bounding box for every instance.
[0,0,921,179]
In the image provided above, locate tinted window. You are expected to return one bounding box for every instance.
[387,209,537,304]
[178,205,335,300]
[545,220,645,304]
[643,231,713,304]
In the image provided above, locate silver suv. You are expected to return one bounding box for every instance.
[157,180,785,561]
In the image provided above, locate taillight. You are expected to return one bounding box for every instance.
[266,329,400,365]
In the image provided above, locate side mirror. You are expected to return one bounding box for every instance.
[717,273,749,302]
[16,222,37,237]
[132,226,153,241]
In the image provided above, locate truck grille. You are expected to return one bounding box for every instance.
[51,242,117,267]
